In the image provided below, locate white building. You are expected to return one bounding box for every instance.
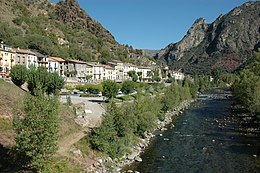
[171,71,185,80]
[123,63,138,80]
[16,49,38,69]
[103,65,116,81]
[86,62,104,82]
[48,57,65,76]
[108,60,124,81]
[137,66,152,81]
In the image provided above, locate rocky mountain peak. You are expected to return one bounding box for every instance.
[156,1,260,74]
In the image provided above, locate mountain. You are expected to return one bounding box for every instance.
[155,1,260,75]
[0,0,153,65]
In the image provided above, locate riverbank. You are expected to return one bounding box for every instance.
[86,99,195,173]
[119,88,260,173]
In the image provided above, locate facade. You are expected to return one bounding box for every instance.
[65,59,88,79]
[171,71,185,80]
[0,45,16,77]
[35,52,48,69]
[86,62,104,82]
[123,63,138,80]
[108,60,124,81]
[103,65,116,81]
[16,49,38,69]
[137,66,152,81]
[48,57,65,76]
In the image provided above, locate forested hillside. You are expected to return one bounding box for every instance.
[232,49,260,115]
[0,0,151,65]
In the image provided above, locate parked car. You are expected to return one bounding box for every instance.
[97,92,102,97]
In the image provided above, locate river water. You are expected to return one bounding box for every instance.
[125,89,260,173]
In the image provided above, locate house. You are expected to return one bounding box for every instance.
[16,49,38,69]
[86,62,104,82]
[103,65,116,81]
[35,52,48,69]
[108,60,124,81]
[0,44,16,78]
[171,71,185,80]
[123,63,138,80]
[65,59,88,80]
[48,57,65,76]
[137,66,152,81]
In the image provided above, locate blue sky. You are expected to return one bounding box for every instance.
[51,0,252,49]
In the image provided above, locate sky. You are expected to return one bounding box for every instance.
[51,0,252,50]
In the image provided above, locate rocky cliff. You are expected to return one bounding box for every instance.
[155,1,260,74]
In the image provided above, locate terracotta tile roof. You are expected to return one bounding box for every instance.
[103,65,114,69]
[49,57,65,62]
[16,49,36,55]
[86,62,103,67]
[67,59,86,64]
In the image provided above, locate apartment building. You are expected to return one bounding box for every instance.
[16,49,38,69]
[0,45,16,77]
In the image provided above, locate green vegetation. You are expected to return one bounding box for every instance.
[232,50,260,115]
[121,80,136,94]
[9,65,28,86]
[127,70,138,82]
[10,65,64,171]
[13,93,60,170]
[89,80,198,159]
[10,66,64,96]
[102,80,120,100]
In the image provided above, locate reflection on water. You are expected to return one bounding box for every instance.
[125,89,260,173]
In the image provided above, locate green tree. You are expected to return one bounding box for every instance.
[89,102,119,158]
[102,80,119,99]
[46,72,65,95]
[27,67,64,96]
[13,93,60,170]
[121,80,136,94]
[137,71,142,81]
[127,70,138,82]
[10,65,28,86]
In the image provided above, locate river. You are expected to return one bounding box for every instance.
[124,89,260,173]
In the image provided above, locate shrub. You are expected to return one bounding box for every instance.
[10,65,28,86]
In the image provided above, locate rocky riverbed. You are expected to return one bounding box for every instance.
[86,99,195,173]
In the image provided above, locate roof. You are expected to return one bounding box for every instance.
[67,59,86,64]
[86,62,103,67]
[103,65,114,69]
[138,66,152,70]
[16,49,36,55]
[49,57,65,62]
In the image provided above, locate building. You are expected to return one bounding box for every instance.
[171,71,185,80]
[48,57,65,76]
[103,65,116,81]
[35,52,48,69]
[86,62,104,82]
[108,60,124,81]
[16,49,38,69]
[65,59,88,80]
[137,66,152,81]
[0,45,16,77]
[123,63,138,80]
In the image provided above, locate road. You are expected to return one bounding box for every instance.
[60,95,106,128]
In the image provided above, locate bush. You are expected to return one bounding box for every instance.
[10,65,28,86]
[102,80,119,99]
[121,80,136,94]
